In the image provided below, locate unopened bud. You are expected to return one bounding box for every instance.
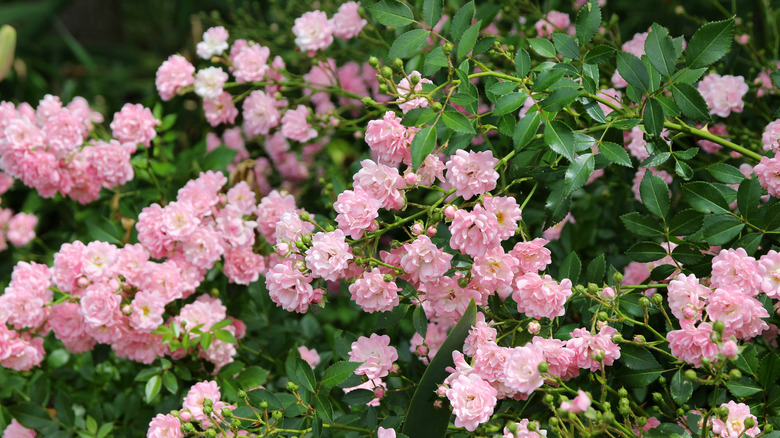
[721,340,738,358]
[634,335,646,343]
[203,398,213,408]
[368,56,379,68]
[205,429,216,438]
[637,416,647,427]
[528,321,541,334]
[457,276,469,288]
[272,410,283,419]
[744,417,756,429]
[658,376,666,385]
[618,387,628,397]
[404,172,420,185]
[183,422,195,432]
[222,407,233,417]
[412,223,424,235]
[442,43,454,54]
[179,411,191,422]
[507,421,518,433]
[410,74,420,85]
[685,369,698,381]
[299,211,310,221]
[237,390,247,399]
[361,96,376,106]
[598,311,609,321]
[639,296,651,308]
[430,101,443,111]
[260,401,268,409]
[0,25,16,82]
[613,272,623,283]
[276,242,290,254]
[652,392,663,403]
[601,287,616,300]
[574,284,587,294]
[378,84,389,94]
[381,66,393,78]
[231,419,241,428]
[712,320,725,334]
[538,362,549,373]
[603,412,615,424]
[384,274,394,282]
[437,385,447,397]
[729,369,742,380]
[652,293,663,306]
[587,283,599,294]
[612,334,624,343]
[427,226,436,237]
[444,206,457,219]
[286,381,299,392]
[392,58,404,71]
[544,394,554,404]
[203,406,213,415]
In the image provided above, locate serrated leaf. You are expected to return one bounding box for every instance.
[683,181,730,214]
[685,18,735,68]
[528,37,556,58]
[247,388,283,410]
[545,121,576,161]
[640,152,672,168]
[314,394,333,423]
[620,212,664,237]
[599,141,632,167]
[737,344,759,376]
[725,377,762,397]
[493,92,527,116]
[668,209,704,235]
[423,0,442,27]
[215,329,237,344]
[617,52,650,92]
[322,361,362,387]
[342,389,376,406]
[671,245,703,265]
[675,161,694,180]
[515,49,530,76]
[645,23,677,78]
[671,83,712,121]
[388,29,430,60]
[583,45,615,64]
[539,87,582,113]
[552,33,579,59]
[734,233,762,255]
[585,254,606,284]
[576,0,601,44]
[657,96,681,116]
[294,358,317,392]
[644,98,665,137]
[532,69,565,91]
[640,170,671,218]
[441,110,475,134]
[626,242,668,262]
[620,345,660,370]
[558,251,582,284]
[374,303,409,329]
[703,214,744,245]
[759,353,780,388]
[737,177,761,218]
[237,366,270,389]
[457,20,481,59]
[423,46,448,76]
[450,1,475,41]
[513,112,541,151]
[368,1,414,27]
[411,125,437,171]
[707,163,745,184]
[671,369,694,405]
[563,153,594,197]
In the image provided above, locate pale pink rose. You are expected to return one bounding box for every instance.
[501,344,545,395]
[203,92,238,127]
[342,378,386,407]
[6,212,37,246]
[159,201,200,240]
[513,273,572,320]
[155,54,195,101]
[3,419,37,438]
[667,273,711,322]
[376,426,396,438]
[446,149,499,200]
[364,111,417,166]
[542,212,575,241]
[196,26,229,59]
[293,11,334,53]
[136,261,184,303]
[396,71,433,113]
[35,94,62,125]
[409,321,448,364]
[305,230,353,281]
[561,390,591,413]
[181,226,225,270]
[532,336,579,381]
[464,317,497,357]
[49,302,95,353]
[275,211,314,245]
[353,159,405,210]
[242,90,280,138]
[420,274,485,325]
[0,333,45,371]
[698,74,749,118]
[349,334,398,380]
[182,380,223,422]
[215,204,257,247]
[706,288,769,339]
[759,250,780,298]
[502,418,547,438]
[710,248,763,296]
[624,126,649,161]
[43,108,87,158]
[298,346,321,368]
[399,235,453,285]
[483,195,522,240]
[332,1,366,40]
[449,205,501,258]
[266,259,322,313]
[85,140,133,188]
[147,413,183,438]
[566,325,621,371]
[233,44,270,83]
[349,268,400,313]
[256,190,298,241]
[414,154,446,186]
[472,247,519,298]
[755,155,780,197]
[223,246,265,285]
[281,105,317,142]
[762,119,780,152]
[446,373,497,432]
[711,401,760,437]
[80,284,121,328]
[333,187,381,239]
[193,67,228,100]
[721,340,739,358]
[534,11,572,39]
[509,238,552,274]
[129,291,165,332]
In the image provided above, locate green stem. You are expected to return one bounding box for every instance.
[664,121,763,162]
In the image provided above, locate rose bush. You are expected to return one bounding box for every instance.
[2,0,780,437]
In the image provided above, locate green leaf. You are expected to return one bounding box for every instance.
[423,0,442,27]
[685,18,735,68]
[388,29,430,60]
[237,366,270,389]
[97,422,114,438]
[558,251,582,284]
[703,215,744,245]
[640,170,671,218]
[342,389,376,406]
[528,37,556,58]
[599,141,632,167]
[552,33,579,59]
[645,423,692,438]
[411,125,437,171]
[675,67,708,85]
[84,216,122,245]
[645,23,677,78]
[737,344,759,376]
[707,163,745,184]
[450,1,475,41]
[683,181,730,214]
[9,403,54,430]
[617,52,650,92]
[472,37,495,56]
[493,92,527,116]
[202,146,238,171]
[322,361,362,387]
[402,300,477,438]
[583,45,615,64]
[162,370,178,394]
[314,394,333,423]
[413,305,428,338]
[375,304,409,329]
[620,345,661,370]
[488,81,518,97]
[672,245,704,265]
[671,83,712,121]
[545,121,576,162]
[738,177,761,218]
[585,253,606,284]
[215,329,237,344]
[247,388,283,410]
[575,0,601,44]
[771,70,780,88]
[54,392,74,426]
[620,212,664,237]
[725,377,762,397]
[671,369,694,405]
[539,87,582,113]
[669,209,704,235]
[515,48,530,76]
[563,153,594,197]
[759,353,780,388]
[644,98,665,137]
[657,96,681,116]
[145,375,162,403]
[513,112,541,151]
[294,358,317,392]
[457,20,481,59]
[532,69,565,91]
[675,161,694,180]
[734,233,762,255]
[368,0,414,27]
[619,367,662,387]
[86,416,98,434]
[423,46,448,76]
[626,242,668,262]
[441,110,475,134]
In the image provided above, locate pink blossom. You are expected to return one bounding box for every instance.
[759,250,780,298]
[399,235,453,284]
[364,111,417,166]
[561,390,591,413]
[305,230,353,281]
[332,2,366,40]
[333,187,381,239]
[542,212,575,241]
[668,273,711,322]
[298,346,321,368]
[43,109,87,157]
[242,90,280,138]
[233,44,270,83]
[396,71,433,113]
[532,336,579,381]
[449,205,501,258]
[215,204,257,247]
[266,259,322,313]
[183,380,223,422]
[509,238,552,274]
[342,378,386,407]
[446,373,497,431]
[472,247,519,298]
[281,105,317,142]
[415,154,446,186]
[762,119,780,152]
[698,74,749,118]
[377,427,396,438]
[445,149,499,200]
[86,140,133,188]
[161,201,200,239]
[721,340,739,358]
[502,418,547,438]
[49,302,95,353]
[624,126,649,161]
[155,55,195,101]
[711,248,763,296]
[513,273,572,319]
[35,94,62,125]
[196,26,229,59]
[80,284,121,328]
[223,246,265,285]
[706,288,769,339]
[81,241,119,282]
[420,275,485,325]
[566,325,621,371]
[502,344,545,395]
[711,401,760,437]
[137,204,176,258]
[6,212,37,246]
[349,268,400,313]
[472,342,512,383]
[147,413,182,438]
[129,292,165,332]
[293,11,334,53]
[755,155,780,197]
[203,92,238,127]
[256,190,297,242]
[0,332,45,371]
[410,321,449,364]
[136,261,184,303]
[349,334,398,380]
[2,419,37,438]
[483,195,522,240]
[534,11,572,39]
[194,67,228,100]
[353,159,405,210]
[464,317,497,357]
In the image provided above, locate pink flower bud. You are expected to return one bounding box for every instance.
[276,242,290,254]
[721,340,738,358]
[405,172,420,186]
[374,386,385,399]
[426,226,436,237]
[444,206,457,219]
[367,221,379,232]
[77,277,89,288]
[433,400,443,408]
[601,287,616,300]
[528,321,541,334]
[411,223,424,235]
[437,385,447,397]
[416,345,428,356]
[179,411,191,422]
[682,306,698,320]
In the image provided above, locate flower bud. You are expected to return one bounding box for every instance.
[231,419,241,428]
[430,101,443,111]
[221,407,233,417]
[299,211,311,221]
[426,226,437,237]
[507,422,518,433]
[410,74,420,85]
[325,224,335,232]
[639,296,651,308]
[652,293,663,306]
[658,376,666,385]
[538,362,549,373]
[203,398,213,408]
[684,369,698,381]
[544,394,554,404]
[721,340,738,358]
[744,417,756,429]
[392,58,404,71]
[603,412,615,424]
[587,283,599,294]
[272,410,283,419]
[205,429,216,438]
[619,398,630,414]
[600,287,616,300]
[634,335,645,343]
[276,242,290,254]
[437,385,447,397]
[182,422,195,432]
[612,334,624,343]
[381,66,393,78]
[442,43,454,54]
[412,223,424,235]
[378,83,389,94]
[361,96,376,106]
[286,381,299,392]
[712,320,725,334]
[260,401,268,409]
[574,284,587,294]
[729,369,742,380]
[444,206,457,219]
[717,406,729,418]
[457,276,469,288]
[237,390,247,399]
[179,411,191,422]
[612,272,623,283]
[0,25,15,82]
[528,321,541,334]
[598,311,609,321]
[203,406,213,415]
[652,392,663,403]
[368,56,379,68]
[618,387,628,397]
